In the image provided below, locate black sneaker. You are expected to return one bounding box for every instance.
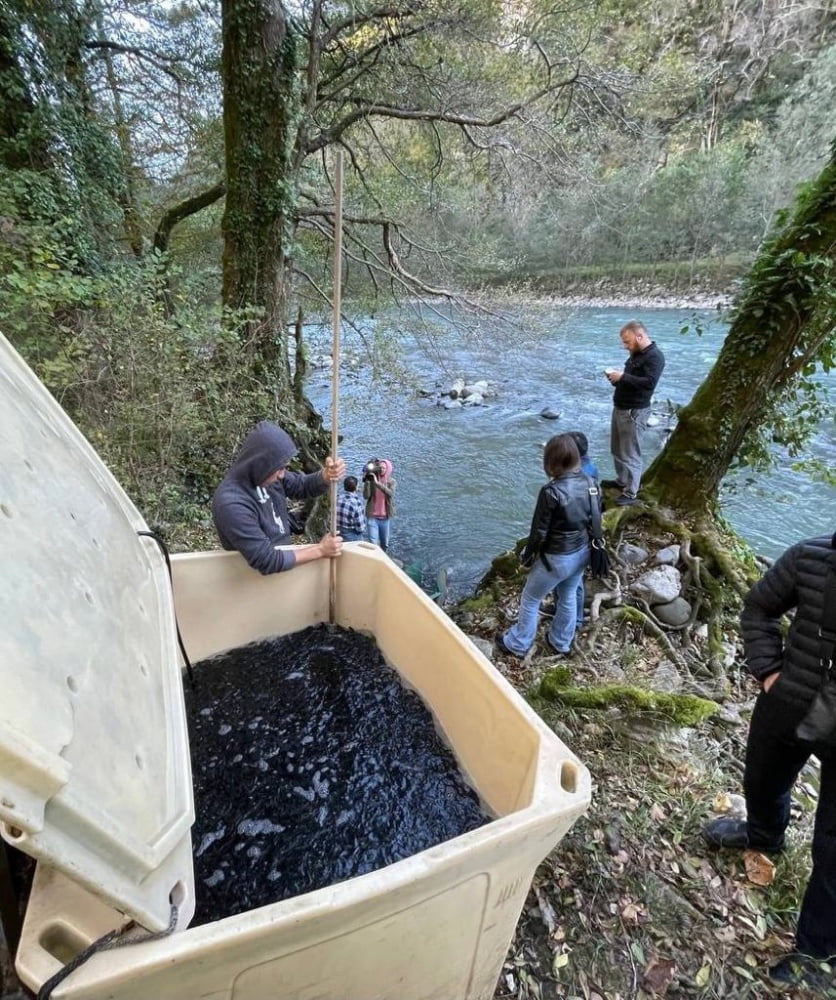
[769,953,834,990]
[545,635,572,657]
[600,479,625,490]
[702,816,749,850]
[615,492,638,507]
[494,632,522,659]
[702,817,783,854]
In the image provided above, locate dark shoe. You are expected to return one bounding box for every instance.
[702,817,749,850]
[769,953,834,990]
[600,479,625,490]
[615,492,638,506]
[545,635,572,657]
[494,632,523,659]
[702,816,783,854]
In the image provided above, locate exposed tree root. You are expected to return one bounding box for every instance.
[582,604,690,675]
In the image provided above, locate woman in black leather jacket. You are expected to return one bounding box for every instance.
[496,433,597,657]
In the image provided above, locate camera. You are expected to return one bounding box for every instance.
[363,458,383,481]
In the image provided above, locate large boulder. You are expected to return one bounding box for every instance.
[652,596,692,627]
[462,380,489,398]
[630,565,682,604]
[620,543,648,566]
[654,544,681,566]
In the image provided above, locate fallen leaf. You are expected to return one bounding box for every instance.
[695,963,711,987]
[650,802,667,822]
[621,901,643,925]
[553,951,569,974]
[711,791,732,813]
[642,957,677,996]
[744,850,776,887]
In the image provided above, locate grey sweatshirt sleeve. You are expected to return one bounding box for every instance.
[283,470,329,500]
[214,495,297,574]
[740,545,800,680]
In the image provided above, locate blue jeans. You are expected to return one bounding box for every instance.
[576,578,585,625]
[367,517,390,552]
[341,529,365,542]
[504,545,589,655]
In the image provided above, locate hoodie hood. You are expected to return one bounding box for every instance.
[378,458,393,481]
[228,421,298,486]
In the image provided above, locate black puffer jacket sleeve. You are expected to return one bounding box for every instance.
[740,544,801,681]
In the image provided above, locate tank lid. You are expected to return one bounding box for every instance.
[0,333,194,932]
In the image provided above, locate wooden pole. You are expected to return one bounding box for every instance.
[329,151,343,623]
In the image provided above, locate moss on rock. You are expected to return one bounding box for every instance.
[538,673,718,727]
[457,590,498,613]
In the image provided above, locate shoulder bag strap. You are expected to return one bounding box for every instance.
[584,475,603,544]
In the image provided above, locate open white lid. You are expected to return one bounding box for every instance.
[0,332,195,932]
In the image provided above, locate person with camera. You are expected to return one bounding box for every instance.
[496,433,598,659]
[212,420,345,574]
[362,458,396,553]
[701,531,836,990]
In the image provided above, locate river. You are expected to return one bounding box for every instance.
[305,303,836,598]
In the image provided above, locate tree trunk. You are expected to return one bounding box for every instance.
[220,0,299,391]
[219,0,330,469]
[96,9,143,257]
[643,140,836,515]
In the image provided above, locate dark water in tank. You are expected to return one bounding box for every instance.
[184,624,491,926]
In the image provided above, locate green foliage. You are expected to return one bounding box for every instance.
[5,250,277,548]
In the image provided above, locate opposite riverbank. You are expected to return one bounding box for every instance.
[477,258,745,313]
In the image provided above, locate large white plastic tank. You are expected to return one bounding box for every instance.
[1,331,591,1000]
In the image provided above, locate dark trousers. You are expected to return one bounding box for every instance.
[744,686,836,957]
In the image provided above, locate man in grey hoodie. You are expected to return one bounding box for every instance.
[212,421,345,574]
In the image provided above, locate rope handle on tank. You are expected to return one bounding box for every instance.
[36,903,179,1000]
[137,530,196,688]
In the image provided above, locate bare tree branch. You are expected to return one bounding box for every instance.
[305,71,578,153]
[84,39,184,83]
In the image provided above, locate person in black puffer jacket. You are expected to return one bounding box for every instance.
[703,532,836,990]
[496,433,598,658]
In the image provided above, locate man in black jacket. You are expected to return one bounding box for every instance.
[602,320,665,507]
[703,533,836,990]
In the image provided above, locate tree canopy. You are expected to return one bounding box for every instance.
[1,0,835,536]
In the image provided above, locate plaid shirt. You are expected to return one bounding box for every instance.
[336,491,366,535]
